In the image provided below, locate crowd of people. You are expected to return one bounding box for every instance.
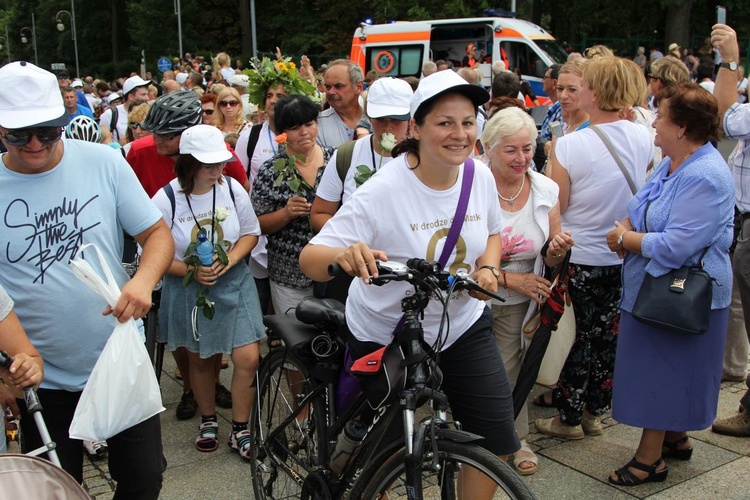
[0,21,749,498]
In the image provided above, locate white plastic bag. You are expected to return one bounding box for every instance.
[68,244,164,442]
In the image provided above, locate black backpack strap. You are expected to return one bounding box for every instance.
[227,176,236,206]
[245,123,263,177]
[163,182,176,227]
[110,106,119,140]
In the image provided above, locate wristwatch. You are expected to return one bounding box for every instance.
[480,265,501,281]
[720,61,738,71]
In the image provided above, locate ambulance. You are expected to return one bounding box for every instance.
[350,13,568,99]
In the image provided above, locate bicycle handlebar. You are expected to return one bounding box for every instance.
[327,260,505,302]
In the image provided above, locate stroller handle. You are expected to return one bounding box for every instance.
[0,350,43,413]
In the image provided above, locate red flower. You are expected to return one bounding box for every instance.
[274,133,288,144]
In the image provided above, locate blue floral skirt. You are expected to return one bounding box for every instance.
[159,263,266,358]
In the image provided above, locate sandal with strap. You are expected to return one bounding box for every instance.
[662,435,693,460]
[513,440,538,476]
[532,391,556,408]
[608,457,668,486]
[195,420,219,452]
[228,429,253,460]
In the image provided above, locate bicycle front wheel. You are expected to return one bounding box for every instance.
[361,439,536,500]
[250,346,328,500]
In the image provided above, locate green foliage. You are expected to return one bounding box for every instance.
[3,1,750,77]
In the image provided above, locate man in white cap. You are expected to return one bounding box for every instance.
[0,61,173,497]
[310,77,412,301]
[99,74,150,143]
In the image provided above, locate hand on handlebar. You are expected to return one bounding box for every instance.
[3,352,43,391]
[333,243,388,282]
[469,267,499,301]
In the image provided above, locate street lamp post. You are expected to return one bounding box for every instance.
[175,0,183,60]
[20,14,38,66]
[56,4,80,78]
[0,26,10,62]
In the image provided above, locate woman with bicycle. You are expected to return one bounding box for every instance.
[300,70,521,498]
[152,125,265,458]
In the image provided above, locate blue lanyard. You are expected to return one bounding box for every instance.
[267,124,277,155]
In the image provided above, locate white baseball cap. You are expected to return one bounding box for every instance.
[366,77,413,120]
[410,70,489,118]
[104,92,123,105]
[122,75,150,96]
[175,72,188,85]
[71,79,84,88]
[229,74,250,89]
[0,61,68,129]
[179,125,233,164]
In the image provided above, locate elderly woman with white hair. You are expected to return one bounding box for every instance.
[480,106,574,476]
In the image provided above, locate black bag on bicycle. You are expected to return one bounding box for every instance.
[350,343,443,410]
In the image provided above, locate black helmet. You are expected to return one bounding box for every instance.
[141,90,201,135]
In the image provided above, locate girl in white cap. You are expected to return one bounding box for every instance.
[151,124,265,458]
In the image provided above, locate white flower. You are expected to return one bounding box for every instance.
[214,206,229,222]
[380,132,397,152]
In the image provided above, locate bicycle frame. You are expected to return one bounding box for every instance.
[257,262,497,499]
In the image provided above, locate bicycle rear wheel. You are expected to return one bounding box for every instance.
[361,440,536,500]
[250,346,328,500]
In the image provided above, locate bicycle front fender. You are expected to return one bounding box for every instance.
[435,428,484,443]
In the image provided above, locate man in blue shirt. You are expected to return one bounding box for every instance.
[712,22,750,438]
[62,86,94,122]
[0,61,174,495]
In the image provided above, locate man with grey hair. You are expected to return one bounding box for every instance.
[491,60,508,76]
[317,59,370,148]
[422,60,437,78]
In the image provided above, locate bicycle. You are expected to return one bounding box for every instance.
[250,259,536,499]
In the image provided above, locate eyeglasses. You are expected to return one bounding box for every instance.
[542,75,552,80]
[219,100,239,108]
[154,132,179,142]
[129,121,144,130]
[200,163,225,171]
[1,127,64,147]
[202,108,215,115]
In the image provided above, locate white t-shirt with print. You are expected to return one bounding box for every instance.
[316,135,389,205]
[151,176,260,261]
[235,121,278,183]
[310,155,502,349]
[500,199,546,305]
[555,120,651,266]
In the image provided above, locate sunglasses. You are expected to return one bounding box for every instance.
[202,109,215,115]
[219,100,239,108]
[1,127,64,147]
[154,132,179,142]
[129,121,144,130]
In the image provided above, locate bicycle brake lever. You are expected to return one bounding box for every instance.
[450,274,506,302]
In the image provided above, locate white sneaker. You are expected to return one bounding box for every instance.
[83,440,108,457]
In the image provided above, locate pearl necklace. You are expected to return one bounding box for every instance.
[497,174,525,205]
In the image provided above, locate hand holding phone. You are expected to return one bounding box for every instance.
[550,121,564,138]
[717,5,727,25]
